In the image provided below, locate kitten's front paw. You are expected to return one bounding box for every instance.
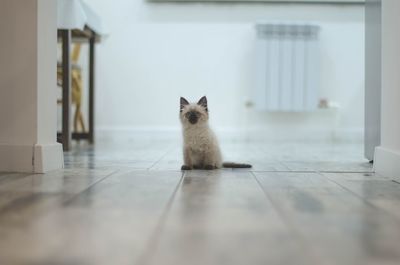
[204,165,216,170]
[181,165,192,170]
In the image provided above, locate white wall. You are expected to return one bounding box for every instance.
[374,0,400,178]
[83,0,365,141]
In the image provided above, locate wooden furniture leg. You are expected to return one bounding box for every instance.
[88,32,95,144]
[73,104,79,133]
[74,104,86,133]
[60,29,71,151]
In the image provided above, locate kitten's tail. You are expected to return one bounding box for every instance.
[222,162,252,168]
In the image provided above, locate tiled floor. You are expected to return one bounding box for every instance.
[1,137,400,265]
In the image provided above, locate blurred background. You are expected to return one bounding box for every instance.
[64,0,365,144]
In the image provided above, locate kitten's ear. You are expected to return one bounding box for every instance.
[197,96,208,111]
[180,97,189,112]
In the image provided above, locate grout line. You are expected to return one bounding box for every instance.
[147,145,177,170]
[134,171,185,265]
[391,180,400,185]
[0,169,122,234]
[320,172,400,224]
[251,170,317,173]
[62,169,122,206]
[315,169,374,173]
[249,169,373,174]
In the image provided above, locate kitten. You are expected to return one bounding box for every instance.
[180,96,252,170]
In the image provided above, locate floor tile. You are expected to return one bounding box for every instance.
[143,170,315,265]
[0,170,183,265]
[254,171,400,265]
[323,172,400,220]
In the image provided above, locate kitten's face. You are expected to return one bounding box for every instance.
[180,96,209,126]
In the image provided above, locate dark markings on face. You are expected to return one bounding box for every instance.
[185,110,200,124]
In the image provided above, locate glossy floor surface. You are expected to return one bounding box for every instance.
[1,137,400,265]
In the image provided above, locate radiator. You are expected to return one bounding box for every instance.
[254,23,320,112]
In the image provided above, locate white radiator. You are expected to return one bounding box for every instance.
[254,23,320,112]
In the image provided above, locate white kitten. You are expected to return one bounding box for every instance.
[180,96,251,170]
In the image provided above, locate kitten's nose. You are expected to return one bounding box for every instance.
[189,118,198,124]
[188,113,198,124]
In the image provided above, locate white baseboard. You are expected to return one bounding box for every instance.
[0,143,64,173]
[374,146,400,178]
[33,143,64,173]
